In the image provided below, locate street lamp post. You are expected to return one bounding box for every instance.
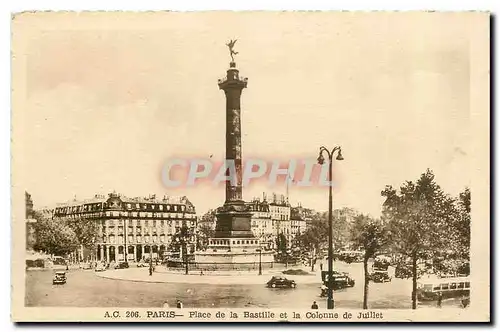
[256,248,262,275]
[317,145,344,310]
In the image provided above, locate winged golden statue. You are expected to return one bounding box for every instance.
[226,39,239,62]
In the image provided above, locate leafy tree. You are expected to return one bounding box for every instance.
[33,217,79,256]
[381,169,456,309]
[350,214,389,309]
[296,219,328,270]
[67,217,100,258]
[197,223,215,250]
[455,188,471,260]
[170,222,193,274]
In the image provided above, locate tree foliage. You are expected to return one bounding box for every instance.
[350,214,389,309]
[454,187,471,259]
[381,169,457,309]
[33,217,79,256]
[67,217,100,251]
[351,215,389,260]
[296,219,328,253]
[197,223,215,250]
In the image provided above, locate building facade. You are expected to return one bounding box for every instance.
[246,193,307,250]
[53,192,197,262]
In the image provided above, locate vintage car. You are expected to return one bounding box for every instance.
[369,269,392,283]
[115,262,130,269]
[95,264,106,272]
[321,271,355,290]
[136,261,148,268]
[266,276,297,289]
[373,256,392,270]
[52,271,67,285]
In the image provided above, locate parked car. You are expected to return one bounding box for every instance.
[81,263,93,270]
[369,270,392,283]
[115,262,130,269]
[321,271,355,290]
[95,264,106,272]
[52,271,67,285]
[266,276,297,289]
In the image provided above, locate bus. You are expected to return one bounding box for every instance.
[416,276,470,301]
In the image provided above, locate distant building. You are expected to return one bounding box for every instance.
[53,192,197,262]
[245,193,307,250]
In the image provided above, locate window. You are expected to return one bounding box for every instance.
[450,283,457,290]
[160,205,163,211]
[137,236,142,243]
[161,220,164,228]
[433,285,441,291]
[440,283,449,290]
[152,205,155,209]
[458,282,465,289]
[465,282,470,289]
[167,205,171,211]
[127,203,131,209]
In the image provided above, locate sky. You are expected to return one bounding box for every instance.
[18,12,472,216]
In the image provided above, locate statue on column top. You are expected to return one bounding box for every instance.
[226,39,239,63]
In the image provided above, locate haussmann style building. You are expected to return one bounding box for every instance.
[53,192,197,263]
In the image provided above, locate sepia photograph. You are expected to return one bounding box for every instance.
[10,11,490,322]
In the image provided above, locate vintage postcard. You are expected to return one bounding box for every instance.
[11,11,490,322]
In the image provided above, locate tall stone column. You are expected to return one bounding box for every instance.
[219,62,247,204]
[214,60,255,239]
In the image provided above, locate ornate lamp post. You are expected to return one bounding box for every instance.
[256,248,262,275]
[317,145,344,310]
[149,227,153,276]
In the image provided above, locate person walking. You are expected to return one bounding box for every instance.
[437,292,443,308]
[311,301,319,309]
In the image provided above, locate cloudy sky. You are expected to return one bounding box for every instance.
[17,12,474,216]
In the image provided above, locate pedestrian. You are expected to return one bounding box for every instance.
[311,301,319,309]
[200,270,204,276]
[437,292,443,308]
[320,263,323,271]
[176,300,183,309]
[149,266,153,276]
[461,297,470,308]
